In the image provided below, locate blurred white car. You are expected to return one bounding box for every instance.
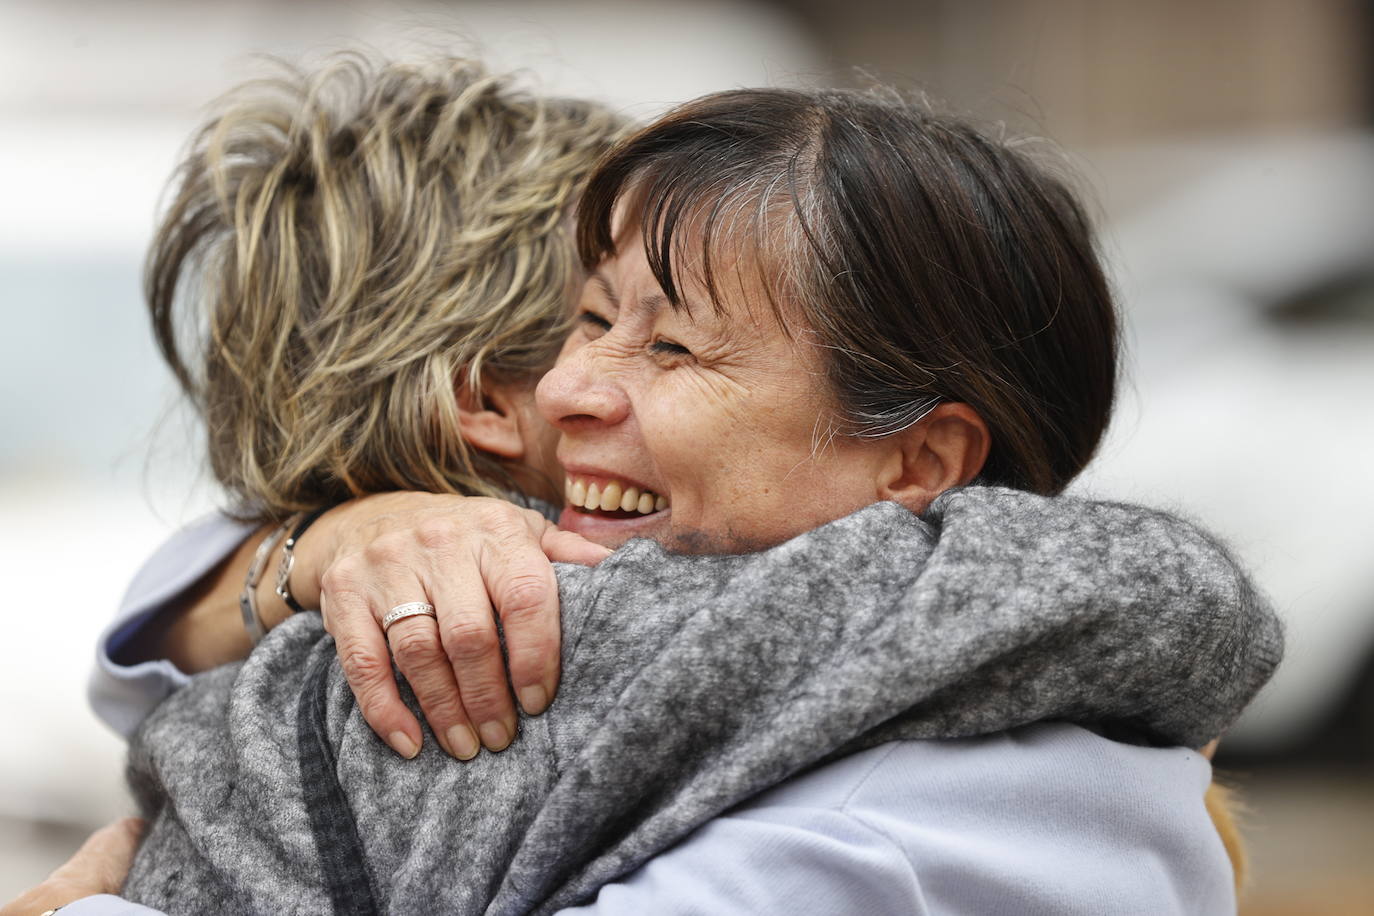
[1077,133,1374,759]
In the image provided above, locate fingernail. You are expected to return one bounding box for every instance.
[479,720,511,752]
[447,725,480,761]
[518,685,549,715]
[389,731,420,759]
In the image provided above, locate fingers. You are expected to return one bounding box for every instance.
[426,565,519,752]
[418,504,563,744]
[541,526,613,566]
[363,536,485,759]
[479,526,563,719]
[331,505,525,758]
[385,613,480,760]
[321,565,423,759]
[316,495,574,761]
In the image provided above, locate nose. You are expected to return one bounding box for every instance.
[536,343,631,432]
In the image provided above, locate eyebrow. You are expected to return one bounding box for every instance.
[590,269,670,316]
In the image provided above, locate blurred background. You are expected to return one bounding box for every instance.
[2,0,1371,911]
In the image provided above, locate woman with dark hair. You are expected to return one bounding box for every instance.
[28,85,1277,915]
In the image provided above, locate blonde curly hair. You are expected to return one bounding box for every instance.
[147,53,627,519]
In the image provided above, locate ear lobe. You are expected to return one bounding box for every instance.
[877,403,990,514]
[456,378,526,460]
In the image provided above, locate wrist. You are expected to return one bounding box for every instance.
[238,517,293,644]
[254,572,294,631]
[273,506,333,612]
[285,502,346,611]
[256,502,349,631]
[242,506,337,637]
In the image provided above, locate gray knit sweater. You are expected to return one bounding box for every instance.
[123,488,1282,915]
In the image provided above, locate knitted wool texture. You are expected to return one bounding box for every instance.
[123,487,1283,914]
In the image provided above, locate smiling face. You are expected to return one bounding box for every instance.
[535,234,896,552]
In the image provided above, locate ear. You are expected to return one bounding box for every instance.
[876,403,991,514]
[455,376,526,460]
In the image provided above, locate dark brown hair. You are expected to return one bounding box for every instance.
[577,88,1118,494]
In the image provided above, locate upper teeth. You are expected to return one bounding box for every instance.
[566,477,669,514]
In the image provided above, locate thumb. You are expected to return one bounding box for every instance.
[540,526,612,566]
[51,818,146,891]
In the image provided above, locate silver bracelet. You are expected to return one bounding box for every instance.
[239,515,298,645]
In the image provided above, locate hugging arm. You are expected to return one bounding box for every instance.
[94,493,607,757]
[103,489,1268,913]
[98,487,1267,756]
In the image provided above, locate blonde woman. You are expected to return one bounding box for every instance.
[16,54,632,915]
[92,53,624,759]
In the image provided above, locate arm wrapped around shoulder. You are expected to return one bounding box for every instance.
[898,485,1285,749]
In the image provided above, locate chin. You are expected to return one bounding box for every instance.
[646,520,790,556]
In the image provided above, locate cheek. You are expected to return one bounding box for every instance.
[723,408,879,533]
[643,373,759,470]
[661,391,818,521]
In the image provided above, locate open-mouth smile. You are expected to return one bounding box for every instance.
[564,474,669,518]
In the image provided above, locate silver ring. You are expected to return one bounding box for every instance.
[382,601,437,633]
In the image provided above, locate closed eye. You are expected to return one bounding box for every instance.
[650,339,693,358]
[576,311,612,333]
